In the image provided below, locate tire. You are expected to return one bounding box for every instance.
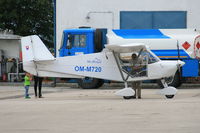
[77,77,104,89]
[123,96,135,100]
[165,95,175,99]
[157,71,182,88]
[95,79,104,88]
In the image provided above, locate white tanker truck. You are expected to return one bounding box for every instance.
[59,28,200,89]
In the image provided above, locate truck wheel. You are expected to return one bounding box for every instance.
[96,79,104,88]
[77,77,104,89]
[165,95,174,99]
[157,71,182,88]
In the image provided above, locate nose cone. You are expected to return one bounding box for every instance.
[159,60,183,78]
[148,60,185,79]
[177,60,185,67]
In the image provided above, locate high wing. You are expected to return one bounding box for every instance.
[105,43,147,53]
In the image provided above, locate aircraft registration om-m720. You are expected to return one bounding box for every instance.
[21,35,185,99]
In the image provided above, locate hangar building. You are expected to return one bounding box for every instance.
[55,0,200,55]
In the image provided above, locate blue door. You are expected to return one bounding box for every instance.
[120,11,187,29]
[59,29,95,57]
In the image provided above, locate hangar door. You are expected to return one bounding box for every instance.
[120,11,187,29]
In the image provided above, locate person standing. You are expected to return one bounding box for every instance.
[131,53,143,99]
[34,76,44,98]
[24,72,32,99]
[131,81,142,99]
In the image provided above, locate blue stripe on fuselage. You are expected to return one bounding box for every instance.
[113,29,170,39]
[152,49,190,59]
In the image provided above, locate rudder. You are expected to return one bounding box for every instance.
[21,35,54,62]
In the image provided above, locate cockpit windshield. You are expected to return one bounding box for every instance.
[140,50,160,64]
[119,50,159,65]
[118,49,160,78]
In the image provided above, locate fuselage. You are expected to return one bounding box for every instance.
[23,50,184,82]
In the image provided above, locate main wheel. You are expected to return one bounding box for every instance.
[165,95,175,99]
[77,77,104,89]
[123,96,135,100]
[157,71,182,88]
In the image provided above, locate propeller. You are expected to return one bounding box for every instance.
[177,41,181,72]
[176,40,185,82]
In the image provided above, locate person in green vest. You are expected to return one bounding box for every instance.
[24,72,32,99]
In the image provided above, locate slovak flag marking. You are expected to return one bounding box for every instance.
[26,46,29,50]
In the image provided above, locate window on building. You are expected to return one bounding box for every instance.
[120,11,187,29]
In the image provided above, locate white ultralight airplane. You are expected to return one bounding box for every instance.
[21,35,185,99]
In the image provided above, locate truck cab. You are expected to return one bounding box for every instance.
[59,28,106,57]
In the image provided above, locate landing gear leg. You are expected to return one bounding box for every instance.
[161,79,168,88]
[159,79,177,99]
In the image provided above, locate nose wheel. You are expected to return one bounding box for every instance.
[165,95,174,99]
[158,79,177,99]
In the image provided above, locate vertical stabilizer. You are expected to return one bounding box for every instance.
[21,35,54,62]
[21,35,54,75]
[21,36,34,62]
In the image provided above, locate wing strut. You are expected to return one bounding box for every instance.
[112,51,126,81]
[112,51,136,82]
